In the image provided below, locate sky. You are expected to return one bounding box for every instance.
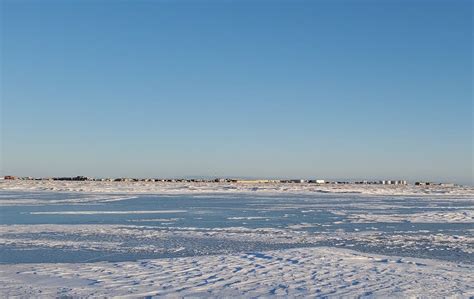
[1,0,472,184]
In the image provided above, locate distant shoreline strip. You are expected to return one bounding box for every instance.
[29,210,187,215]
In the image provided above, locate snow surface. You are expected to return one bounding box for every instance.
[0,180,473,297]
[342,210,474,223]
[1,223,472,258]
[1,180,473,197]
[1,247,472,298]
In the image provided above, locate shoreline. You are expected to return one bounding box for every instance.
[1,180,473,197]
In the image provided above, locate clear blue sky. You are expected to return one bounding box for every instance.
[1,0,472,184]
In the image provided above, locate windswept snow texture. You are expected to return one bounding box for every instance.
[0,181,473,297]
[1,247,473,298]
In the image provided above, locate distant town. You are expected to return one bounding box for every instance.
[1,175,458,187]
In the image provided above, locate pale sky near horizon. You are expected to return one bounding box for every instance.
[1,0,472,185]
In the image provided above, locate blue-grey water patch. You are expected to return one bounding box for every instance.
[0,191,472,264]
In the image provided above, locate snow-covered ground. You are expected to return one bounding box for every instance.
[2,179,473,196]
[1,247,472,298]
[0,180,473,297]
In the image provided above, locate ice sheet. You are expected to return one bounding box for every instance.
[0,181,472,297]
